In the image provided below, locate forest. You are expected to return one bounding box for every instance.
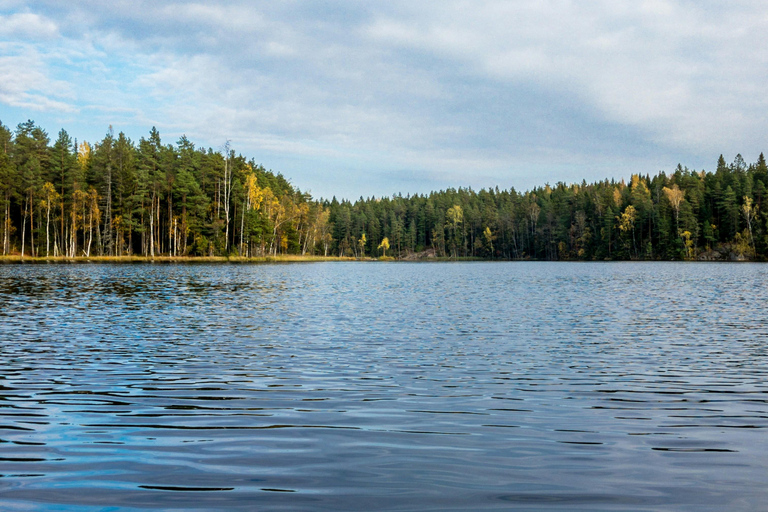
[1,119,767,261]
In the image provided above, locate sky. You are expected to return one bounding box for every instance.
[1,1,767,200]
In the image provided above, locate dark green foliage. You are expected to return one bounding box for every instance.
[0,119,766,260]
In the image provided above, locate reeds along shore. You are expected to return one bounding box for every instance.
[2,120,768,261]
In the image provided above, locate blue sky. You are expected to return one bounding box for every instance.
[1,1,767,200]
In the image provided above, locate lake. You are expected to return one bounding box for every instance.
[1,262,766,511]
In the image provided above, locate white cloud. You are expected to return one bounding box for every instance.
[179,3,266,33]
[3,1,768,197]
[0,50,75,112]
[0,12,58,39]
[364,1,768,153]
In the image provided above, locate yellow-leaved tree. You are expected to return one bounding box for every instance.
[741,196,757,254]
[240,168,263,256]
[378,236,390,257]
[482,226,495,256]
[445,205,463,258]
[662,184,685,233]
[358,233,367,258]
[617,204,637,256]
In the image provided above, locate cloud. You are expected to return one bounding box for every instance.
[364,1,768,152]
[0,12,58,39]
[0,48,75,112]
[2,1,768,198]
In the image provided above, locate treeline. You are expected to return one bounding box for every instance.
[1,119,767,260]
[327,153,768,261]
[0,120,330,258]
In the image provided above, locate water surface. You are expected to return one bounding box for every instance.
[1,262,767,511]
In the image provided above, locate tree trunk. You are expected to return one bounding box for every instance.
[69,209,76,258]
[60,194,65,258]
[86,200,93,257]
[105,164,112,255]
[240,199,246,256]
[46,198,51,257]
[168,194,173,256]
[156,194,161,254]
[21,202,26,258]
[149,191,155,258]
[29,192,35,257]
[3,195,9,255]
[182,195,187,255]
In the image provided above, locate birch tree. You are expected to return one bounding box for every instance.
[41,182,58,256]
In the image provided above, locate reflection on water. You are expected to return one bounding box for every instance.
[1,262,767,511]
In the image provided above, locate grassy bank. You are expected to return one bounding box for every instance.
[0,254,358,264]
[0,254,498,264]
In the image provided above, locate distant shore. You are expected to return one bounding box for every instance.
[0,254,754,263]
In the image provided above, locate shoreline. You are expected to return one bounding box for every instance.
[0,255,359,264]
[0,255,761,264]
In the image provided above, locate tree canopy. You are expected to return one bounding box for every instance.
[1,119,767,261]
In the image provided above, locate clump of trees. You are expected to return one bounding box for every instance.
[0,120,331,258]
[1,119,767,260]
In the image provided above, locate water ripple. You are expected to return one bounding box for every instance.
[1,262,767,511]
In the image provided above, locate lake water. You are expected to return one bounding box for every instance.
[1,262,767,511]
